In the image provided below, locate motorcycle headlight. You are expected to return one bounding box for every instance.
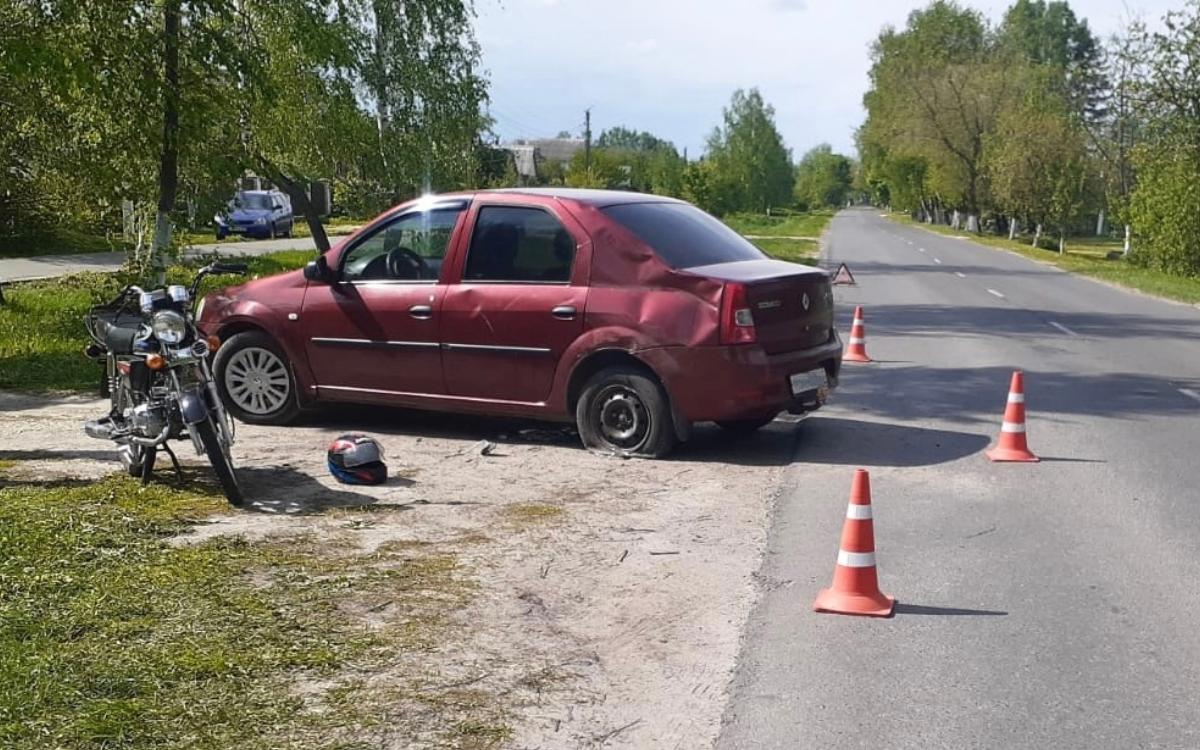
[152,310,187,344]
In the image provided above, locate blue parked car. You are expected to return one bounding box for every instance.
[215,190,294,240]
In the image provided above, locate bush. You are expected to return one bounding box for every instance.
[1129,143,1200,277]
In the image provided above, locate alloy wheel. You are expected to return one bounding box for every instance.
[224,346,290,415]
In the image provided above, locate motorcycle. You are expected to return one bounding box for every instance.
[83,261,248,506]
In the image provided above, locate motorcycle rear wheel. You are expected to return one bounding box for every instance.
[195,417,243,507]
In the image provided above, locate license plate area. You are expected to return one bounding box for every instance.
[789,369,827,396]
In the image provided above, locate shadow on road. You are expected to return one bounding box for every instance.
[834,363,1200,425]
[792,416,989,467]
[894,603,1008,617]
[840,303,1200,342]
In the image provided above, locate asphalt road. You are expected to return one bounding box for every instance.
[0,234,342,282]
[718,208,1200,749]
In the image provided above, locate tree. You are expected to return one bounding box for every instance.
[704,88,794,214]
[794,144,853,209]
[1125,2,1200,275]
[860,2,1011,229]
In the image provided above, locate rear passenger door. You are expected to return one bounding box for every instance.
[440,203,588,404]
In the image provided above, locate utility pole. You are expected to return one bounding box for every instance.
[584,108,592,172]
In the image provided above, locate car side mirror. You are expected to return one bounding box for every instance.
[272,203,283,210]
[303,256,332,282]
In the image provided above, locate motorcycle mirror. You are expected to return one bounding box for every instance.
[214,262,248,275]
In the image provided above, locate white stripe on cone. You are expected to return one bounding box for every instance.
[846,504,873,520]
[1007,393,1026,403]
[1001,421,1026,433]
[837,550,877,568]
[852,318,864,326]
[849,337,865,345]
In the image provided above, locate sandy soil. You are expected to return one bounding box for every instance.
[0,391,800,748]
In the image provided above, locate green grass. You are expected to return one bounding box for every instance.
[891,215,1200,305]
[0,226,123,259]
[724,210,833,265]
[0,251,312,392]
[0,474,505,749]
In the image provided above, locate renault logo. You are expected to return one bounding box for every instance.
[801,293,811,311]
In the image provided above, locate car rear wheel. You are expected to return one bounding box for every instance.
[576,365,676,458]
[213,330,301,425]
[716,415,777,434]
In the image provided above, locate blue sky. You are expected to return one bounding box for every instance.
[473,0,1179,160]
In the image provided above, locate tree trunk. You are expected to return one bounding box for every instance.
[966,213,979,233]
[1032,223,1042,249]
[1058,231,1065,254]
[1009,217,1018,240]
[951,209,961,230]
[150,0,182,286]
[1096,209,1106,236]
[1123,224,1131,257]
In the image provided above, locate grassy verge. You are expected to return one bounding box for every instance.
[725,210,833,265]
[0,227,124,260]
[0,472,507,750]
[891,215,1200,305]
[0,251,312,392]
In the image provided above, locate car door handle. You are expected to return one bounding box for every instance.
[409,304,433,320]
[551,305,576,320]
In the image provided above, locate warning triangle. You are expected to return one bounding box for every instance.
[831,263,856,286]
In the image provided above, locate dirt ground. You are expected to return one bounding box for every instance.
[0,390,801,748]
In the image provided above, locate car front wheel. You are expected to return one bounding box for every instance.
[213,330,301,425]
[576,365,677,458]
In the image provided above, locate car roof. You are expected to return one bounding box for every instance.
[479,187,684,208]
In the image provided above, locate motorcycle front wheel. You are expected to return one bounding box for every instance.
[195,417,243,507]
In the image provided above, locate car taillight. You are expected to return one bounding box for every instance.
[719,282,757,345]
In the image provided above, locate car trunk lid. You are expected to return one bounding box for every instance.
[691,259,834,354]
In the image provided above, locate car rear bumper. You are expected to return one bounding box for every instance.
[641,332,843,423]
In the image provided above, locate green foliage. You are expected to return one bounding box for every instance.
[1129,143,1200,276]
[794,145,854,209]
[703,89,794,215]
[0,474,491,749]
[0,0,491,246]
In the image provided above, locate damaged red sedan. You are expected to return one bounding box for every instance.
[198,188,842,457]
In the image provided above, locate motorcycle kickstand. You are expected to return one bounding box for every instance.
[161,443,185,482]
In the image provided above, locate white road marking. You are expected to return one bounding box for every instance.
[1179,388,1200,404]
[987,288,1006,299]
[918,247,926,253]
[955,272,967,278]
[933,258,943,264]
[1049,321,1077,337]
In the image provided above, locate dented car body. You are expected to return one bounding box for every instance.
[198,188,842,456]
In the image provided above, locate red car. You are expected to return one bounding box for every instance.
[198,188,842,457]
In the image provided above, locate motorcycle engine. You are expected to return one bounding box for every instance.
[130,403,168,437]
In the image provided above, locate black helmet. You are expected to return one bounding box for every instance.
[327,433,388,485]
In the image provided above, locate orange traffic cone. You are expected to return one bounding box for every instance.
[986,370,1040,463]
[814,469,895,617]
[843,306,871,363]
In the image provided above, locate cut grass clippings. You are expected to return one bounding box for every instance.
[0,474,507,750]
[891,214,1200,305]
[501,503,565,525]
[0,251,312,392]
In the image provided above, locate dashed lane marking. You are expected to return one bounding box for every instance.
[933,258,943,264]
[1179,388,1200,404]
[987,288,1006,299]
[955,272,967,278]
[918,247,926,253]
[1049,321,1078,336]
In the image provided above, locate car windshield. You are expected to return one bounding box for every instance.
[602,202,766,269]
[234,193,272,210]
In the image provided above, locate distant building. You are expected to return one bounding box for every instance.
[502,138,586,182]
